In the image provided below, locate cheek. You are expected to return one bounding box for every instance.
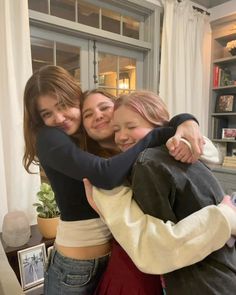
[43,117,53,126]
[69,108,81,123]
[133,129,151,141]
[83,118,91,133]
[114,133,119,144]
[107,109,114,120]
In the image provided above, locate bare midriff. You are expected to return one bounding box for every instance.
[55,241,112,260]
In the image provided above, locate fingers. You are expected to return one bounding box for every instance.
[168,139,196,163]
[166,135,181,152]
[221,195,233,207]
[189,137,204,160]
[175,120,204,161]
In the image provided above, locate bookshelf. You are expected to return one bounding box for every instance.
[209,14,236,194]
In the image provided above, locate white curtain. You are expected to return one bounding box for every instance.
[159,0,211,135]
[0,0,40,231]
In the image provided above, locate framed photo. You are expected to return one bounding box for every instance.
[222,128,236,140]
[215,94,235,113]
[232,148,236,157]
[17,243,46,291]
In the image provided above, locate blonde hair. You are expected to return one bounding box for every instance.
[23,65,82,173]
[115,91,169,126]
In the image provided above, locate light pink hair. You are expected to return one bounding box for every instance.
[114,91,169,127]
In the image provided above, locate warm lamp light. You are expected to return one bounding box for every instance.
[119,72,130,89]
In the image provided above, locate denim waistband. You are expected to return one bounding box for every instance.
[49,247,110,270]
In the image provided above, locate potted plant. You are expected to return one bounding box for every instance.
[33,183,60,239]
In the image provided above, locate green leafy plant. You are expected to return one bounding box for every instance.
[33,183,60,218]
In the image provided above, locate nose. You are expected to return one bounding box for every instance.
[94,110,103,121]
[116,130,129,143]
[53,112,65,124]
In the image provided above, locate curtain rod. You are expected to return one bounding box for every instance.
[177,0,210,16]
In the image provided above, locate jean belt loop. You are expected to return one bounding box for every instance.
[50,247,57,265]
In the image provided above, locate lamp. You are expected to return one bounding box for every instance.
[119,72,130,89]
[2,211,31,247]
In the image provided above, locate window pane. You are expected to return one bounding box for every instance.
[77,1,99,28]
[102,8,120,34]
[31,37,54,72]
[56,43,80,81]
[119,57,136,90]
[98,53,118,88]
[28,0,48,13]
[123,16,139,39]
[50,0,75,22]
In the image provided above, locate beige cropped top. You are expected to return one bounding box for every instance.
[55,218,112,247]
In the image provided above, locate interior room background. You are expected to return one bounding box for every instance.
[0,0,235,231]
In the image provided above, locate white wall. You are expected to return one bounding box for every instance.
[210,0,236,21]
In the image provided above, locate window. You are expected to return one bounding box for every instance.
[28,0,141,40]
[31,37,81,80]
[29,0,162,92]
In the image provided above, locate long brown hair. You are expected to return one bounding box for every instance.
[80,89,118,157]
[23,65,82,173]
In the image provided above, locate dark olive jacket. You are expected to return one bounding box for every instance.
[131,146,236,295]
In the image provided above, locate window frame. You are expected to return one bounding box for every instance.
[29,0,163,92]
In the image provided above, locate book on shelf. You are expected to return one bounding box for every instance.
[213,66,232,87]
[222,162,236,168]
[222,156,236,168]
[223,156,236,162]
[213,65,219,87]
[224,156,236,163]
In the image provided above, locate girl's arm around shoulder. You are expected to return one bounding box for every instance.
[36,126,174,189]
[91,185,235,274]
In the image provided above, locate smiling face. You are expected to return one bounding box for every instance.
[113,105,154,151]
[82,93,115,143]
[37,94,81,135]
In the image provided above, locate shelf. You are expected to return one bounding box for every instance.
[212,139,236,143]
[209,164,236,174]
[213,85,236,90]
[213,56,236,65]
[210,16,236,193]
[212,112,236,117]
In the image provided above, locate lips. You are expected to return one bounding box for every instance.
[94,122,109,130]
[59,121,73,133]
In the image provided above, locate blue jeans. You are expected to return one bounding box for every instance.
[44,248,109,295]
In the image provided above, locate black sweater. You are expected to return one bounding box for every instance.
[36,114,196,221]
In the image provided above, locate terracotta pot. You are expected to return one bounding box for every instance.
[37,216,59,239]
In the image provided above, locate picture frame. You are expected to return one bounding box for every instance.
[232,148,236,157]
[17,243,47,291]
[222,128,236,140]
[215,94,235,113]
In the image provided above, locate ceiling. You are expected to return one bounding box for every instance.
[192,0,231,8]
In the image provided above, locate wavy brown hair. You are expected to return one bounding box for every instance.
[80,89,118,157]
[23,65,82,173]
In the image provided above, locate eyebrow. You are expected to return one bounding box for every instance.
[82,101,113,115]
[38,101,60,114]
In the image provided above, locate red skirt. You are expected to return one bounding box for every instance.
[94,240,163,295]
